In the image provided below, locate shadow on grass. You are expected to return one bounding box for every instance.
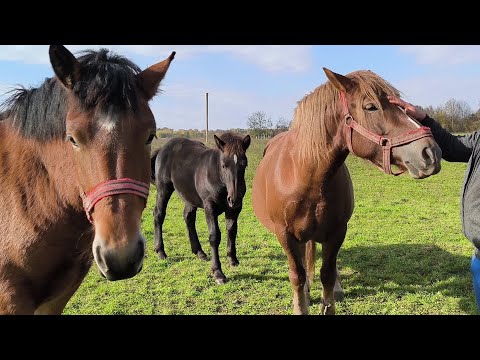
[334,243,477,314]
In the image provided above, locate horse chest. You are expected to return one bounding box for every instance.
[15,226,93,304]
[283,195,346,241]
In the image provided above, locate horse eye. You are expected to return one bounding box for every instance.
[365,103,378,111]
[146,133,157,145]
[66,135,78,147]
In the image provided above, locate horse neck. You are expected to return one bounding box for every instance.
[38,141,84,208]
[293,111,349,181]
[0,123,83,219]
[209,149,224,183]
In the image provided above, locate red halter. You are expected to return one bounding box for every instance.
[81,178,150,224]
[339,92,434,176]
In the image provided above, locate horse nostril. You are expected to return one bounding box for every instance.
[137,241,145,259]
[96,245,104,265]
[424,147,435,165]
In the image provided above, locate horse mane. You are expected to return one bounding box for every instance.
[218,131,246,155]
[0,49,142,141]
[290,70,401,164]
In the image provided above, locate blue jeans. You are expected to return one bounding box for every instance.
[471,254,480,313]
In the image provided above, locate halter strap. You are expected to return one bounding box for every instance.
[81,178,150,224]
[339,92,433,175]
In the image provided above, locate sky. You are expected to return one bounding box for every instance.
[1,45,480,130]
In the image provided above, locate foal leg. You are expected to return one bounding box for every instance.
[204,203,226,284]
[183,203,208,261]
[225,207,241,266]
[320,225,346,315]
[276,229,308,315]
[153,181,174,260]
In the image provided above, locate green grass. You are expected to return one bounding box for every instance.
[63,138,477,315]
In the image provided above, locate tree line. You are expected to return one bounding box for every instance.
[420,98,480,133]
[155,98,480,141]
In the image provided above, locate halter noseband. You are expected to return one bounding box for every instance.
[339,92,433,176]
[81,178,150,224]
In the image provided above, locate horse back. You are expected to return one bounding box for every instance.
[153,137,211,208]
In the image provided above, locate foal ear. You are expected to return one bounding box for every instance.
[214,135,226,152]
[242,134,251,151]
[49,45,81,90]
[137,51,176,101]
[323,67,355,93]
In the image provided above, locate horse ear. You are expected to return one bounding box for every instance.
[137,51,176,101]
[242,134,251,151]
[214,135,225,152]
[323,67,355,93]
[49,45,81,90]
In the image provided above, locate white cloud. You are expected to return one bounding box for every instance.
[0,45,313,73]
[399,45,480,65]
[396,73,480,111]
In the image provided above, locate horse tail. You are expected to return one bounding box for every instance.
[305,240,316,290]
[150,148,160,184]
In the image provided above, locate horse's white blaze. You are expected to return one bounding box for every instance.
[405,113,421,128]
[234,154,237,164]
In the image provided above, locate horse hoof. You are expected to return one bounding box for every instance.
[320,302,335,315]
[334,291,344,302]
[157,252,167,260]
[213,270,227,284]
[228,258,239,266]
[215,277,228,285]
[197,252,208,261]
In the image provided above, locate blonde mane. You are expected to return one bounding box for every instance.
[290,70,401,164]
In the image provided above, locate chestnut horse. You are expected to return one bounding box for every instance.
[0,45,175,314]
[252,68,442,315]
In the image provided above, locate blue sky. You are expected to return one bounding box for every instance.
[1,45,480,130]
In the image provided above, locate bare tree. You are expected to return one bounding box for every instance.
[444,98,473,131]
[247,111,273,138]
[273,116,290,135]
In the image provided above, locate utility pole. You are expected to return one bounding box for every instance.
[205,92,209,144]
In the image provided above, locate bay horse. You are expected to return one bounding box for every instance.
[0,45,175,314]
[151,133,251,284]
[252,68,442,315]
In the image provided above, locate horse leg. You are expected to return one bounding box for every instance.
[34,282,83,315]
[204,204,226,284]
[334,265,344,301]
[320,225,346,315]
[276,229,308,315]
[304,239,316,305]
[0,281,35,314]
[34,258,91,315]
[153,181,174,260]
[225,207,241,266]
[184,203,208,261]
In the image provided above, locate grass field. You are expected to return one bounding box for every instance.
[63,137,478,315]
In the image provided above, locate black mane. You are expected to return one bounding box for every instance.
[0,48,142,140]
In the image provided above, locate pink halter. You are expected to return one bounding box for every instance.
[81,178,150,224]
[339,92,434,176]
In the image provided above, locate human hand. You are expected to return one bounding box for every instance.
[388,96,427,122]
